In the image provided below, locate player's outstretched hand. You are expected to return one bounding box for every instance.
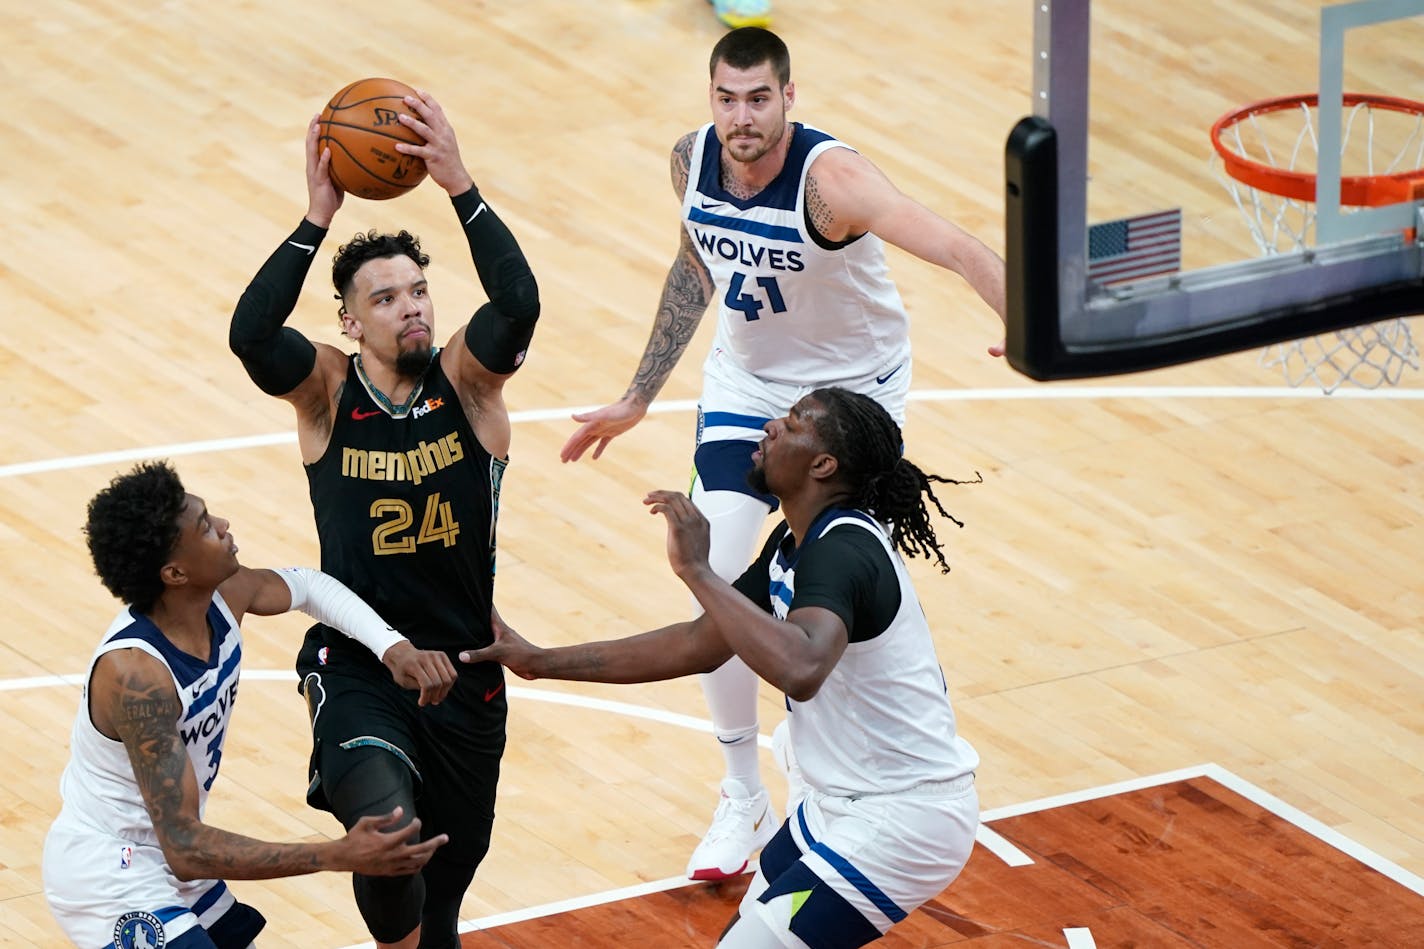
[304,114,344,228]
[645,489,712,581]
[459,615,542,680]
[338,807,447,877]
[394,90,475,196]
[988,337,1006,358]
[382,642,458,707]
[561,395,649,462]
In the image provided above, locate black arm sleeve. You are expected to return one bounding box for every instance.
[790,527,902,643]
[452,187,541,374]
[228,218,326,396]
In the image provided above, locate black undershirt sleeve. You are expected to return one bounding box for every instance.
[229,218,326,396]
[731,522,787,612]
[789,526,902,643]
[451,188,541,374]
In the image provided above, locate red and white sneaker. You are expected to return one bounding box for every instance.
[686,777,779,881]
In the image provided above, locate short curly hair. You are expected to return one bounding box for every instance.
[84,461,187,613]
[331,229,430,304]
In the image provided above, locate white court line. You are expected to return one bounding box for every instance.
[974,823,1034,867]
[978,762,1424,896]
[1064,927,1098,948]
[5,385,1423,480]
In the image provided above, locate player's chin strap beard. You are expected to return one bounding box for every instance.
[395,345,434,379]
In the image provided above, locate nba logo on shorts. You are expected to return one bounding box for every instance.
[118,845,133,869]
[113,910,165,948]
[318,646,329,665]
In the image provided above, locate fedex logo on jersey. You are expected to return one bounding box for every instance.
[411,396,445,419]
[693,229,805,272]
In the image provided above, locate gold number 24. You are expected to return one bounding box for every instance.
[370,493,461,555]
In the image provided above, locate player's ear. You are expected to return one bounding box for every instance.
[809,451,837,482]
[159,561,188,588]
[784,80,796,112]
[338,304,361,341]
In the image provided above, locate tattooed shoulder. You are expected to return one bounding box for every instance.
[805,172,837,241]
[671,132,697,198]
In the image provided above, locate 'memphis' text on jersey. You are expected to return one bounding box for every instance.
[341,432,465,486]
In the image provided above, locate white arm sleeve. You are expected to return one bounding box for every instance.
[275,567,407,661]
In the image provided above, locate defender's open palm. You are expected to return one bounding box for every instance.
[561,396,648,462]
[459,618,542,680]
[645,490,711,580]
[341,807,447,876]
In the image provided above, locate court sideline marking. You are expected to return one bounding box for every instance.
[3,385,1422,480]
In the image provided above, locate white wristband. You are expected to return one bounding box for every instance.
[275,567,408,660]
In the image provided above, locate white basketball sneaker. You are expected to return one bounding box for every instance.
[686,777,779,881]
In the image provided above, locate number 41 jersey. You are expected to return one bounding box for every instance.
[682,122,911,385]
[305,354,503,659]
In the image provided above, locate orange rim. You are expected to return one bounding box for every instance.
[1210,93,1424,206]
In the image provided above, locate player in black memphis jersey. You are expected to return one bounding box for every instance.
[229,90,540,949]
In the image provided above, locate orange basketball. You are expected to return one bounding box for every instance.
[318,78,428,201]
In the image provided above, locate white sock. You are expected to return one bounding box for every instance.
[691,483,772,793]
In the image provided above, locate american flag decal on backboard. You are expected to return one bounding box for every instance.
[1087,209,1182,286]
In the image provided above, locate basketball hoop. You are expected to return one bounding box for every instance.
[1209,92,1424,392]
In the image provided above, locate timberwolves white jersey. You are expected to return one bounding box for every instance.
[682,122,911,384]
[53,594,244,844]
[772,510,978,796]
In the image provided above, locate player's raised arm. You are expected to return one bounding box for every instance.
[94,646,446,881]
[808,147,1007,345]
[229,115,353,447]
[561,133,715,463]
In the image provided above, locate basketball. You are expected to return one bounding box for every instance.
[318,78,428,201]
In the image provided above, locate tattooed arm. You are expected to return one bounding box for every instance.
[560,131,716,463]
[92,647,446,881]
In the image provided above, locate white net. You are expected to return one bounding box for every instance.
[1211,96,1423,392]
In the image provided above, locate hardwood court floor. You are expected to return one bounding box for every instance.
[3,0,1422,946]
[461,770,1424,947]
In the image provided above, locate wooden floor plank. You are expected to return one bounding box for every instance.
[461,777,1424,948]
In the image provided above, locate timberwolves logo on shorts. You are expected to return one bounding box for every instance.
[113,911,165,948]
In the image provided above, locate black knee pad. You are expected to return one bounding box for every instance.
[353,871,425,945]
[416,846,480,947]
[326,747,426,943]
[325,744,418,828]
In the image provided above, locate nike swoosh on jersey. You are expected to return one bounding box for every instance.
[699,199,725,210]
[351,407,383,420]
[463,202,488,225]
[484,681,505,702]
[286,240,316,255]
[875,364,904,385]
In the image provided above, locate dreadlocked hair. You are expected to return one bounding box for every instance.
[811,387,981,574]
[84,461,187,613]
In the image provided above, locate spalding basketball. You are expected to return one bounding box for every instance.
[318,78,428,200]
